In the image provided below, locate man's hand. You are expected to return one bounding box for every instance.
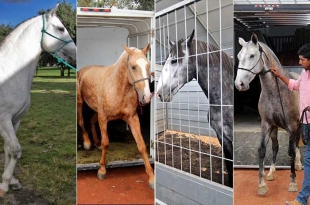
[270,67,281,77]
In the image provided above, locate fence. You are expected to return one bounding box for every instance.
[155,0,233,204]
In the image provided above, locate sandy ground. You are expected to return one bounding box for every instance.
[234,169,310,205]
[77,165,154,204]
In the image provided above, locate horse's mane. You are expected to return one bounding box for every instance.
[259,41,288,74]
[0,16,38,51]
[170,39,232,68]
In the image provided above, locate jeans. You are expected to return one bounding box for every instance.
[297,145,310,205]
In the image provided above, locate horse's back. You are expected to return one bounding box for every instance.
[288,71,299,80]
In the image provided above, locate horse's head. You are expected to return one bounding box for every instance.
[235,33,264,91]
[157,29,196,102]
[123,44,151,105]
[41,4,76,65]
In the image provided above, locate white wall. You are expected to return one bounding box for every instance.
[77,27,129,70]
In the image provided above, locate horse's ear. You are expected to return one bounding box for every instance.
[185,29,195,46]
[238,37,246,47]
[142,44,150,55]
[169,39,175,47]
[122,44,134,55]
[251,33,258,45]
[47,3,59,18]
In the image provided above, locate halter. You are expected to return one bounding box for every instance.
[237,44,271,76]
[126,53,150,89]
[40,14,76,71]
[126,52,150,108]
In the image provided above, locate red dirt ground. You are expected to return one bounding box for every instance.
[234,169,310,205]
[77,165,154,204]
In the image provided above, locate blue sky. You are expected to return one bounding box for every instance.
[0,0,76,26]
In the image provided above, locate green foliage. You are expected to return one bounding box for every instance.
[0,24,13,43]
[77,0,154,11]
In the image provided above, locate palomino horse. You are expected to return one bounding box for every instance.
[77,44,154,189]
[0,4,76,196]
[235,33,302,195]
[156,30,234,187]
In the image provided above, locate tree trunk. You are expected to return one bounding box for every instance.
[60,64,65,77]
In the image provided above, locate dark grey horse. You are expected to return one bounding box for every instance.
[156,30,234,187]
[235,33,302,195]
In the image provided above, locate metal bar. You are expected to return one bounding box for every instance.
[155,0,201,18]
[234,165,293,169]
[77,159,155,171]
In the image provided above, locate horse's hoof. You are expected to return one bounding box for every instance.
[258,184,268,195]
[288,182,298,192]
[295,163,303,171]
[97,171,106,180]
[83,142,91,150]
[149,181,154,190]
[0,188,6,198]
[10,183,22,190]
[95,146,102,151]
[266,173,275,181]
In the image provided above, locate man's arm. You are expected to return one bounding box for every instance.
[270,68,290,85]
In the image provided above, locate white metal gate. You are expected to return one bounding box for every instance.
[155,0,233,204]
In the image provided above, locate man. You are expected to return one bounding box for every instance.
[270,44,310,205]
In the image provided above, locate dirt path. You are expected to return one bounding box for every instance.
[234,169,310,205]
[77,165,154,204]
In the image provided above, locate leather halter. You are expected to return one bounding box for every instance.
[126,50,150,108]
[237,44,271,76]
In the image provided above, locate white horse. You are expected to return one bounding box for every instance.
[0,4,76,196]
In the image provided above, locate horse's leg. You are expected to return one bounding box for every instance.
[266,126,278,181]
[77,90,91,150]
[90,113,101,150]
[7,121,22,190]
[295,147,302,171]
[125,114,154,189]
[288,135,298,192]
[97,114,109,180]
[210,106,233,187]
[258,122,272,195]
[294,129,302,171]
[0,119,22,197]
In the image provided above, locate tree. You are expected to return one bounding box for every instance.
[39,0,76,76]
[77,0,154,11]
[0,24,13,43]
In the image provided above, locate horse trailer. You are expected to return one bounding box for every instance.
[76,8,156,170]
[76,1,233,204]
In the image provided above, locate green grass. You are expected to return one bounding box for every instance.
[6,67,76,204]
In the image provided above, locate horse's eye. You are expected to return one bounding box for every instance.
[132,66,136,70]
[58,27,64,32]
[250,54,254,58]
[171,59,177,64]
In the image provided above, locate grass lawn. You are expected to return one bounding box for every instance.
[7,66,76,204]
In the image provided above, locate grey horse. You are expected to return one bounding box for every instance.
[156,29,234,187]
[235,33,302,195]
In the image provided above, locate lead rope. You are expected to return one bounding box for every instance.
[41,14,76,71]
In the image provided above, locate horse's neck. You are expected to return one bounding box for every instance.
[111,53,132,93]
[0,16,42,86]
[260,45,288,88]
